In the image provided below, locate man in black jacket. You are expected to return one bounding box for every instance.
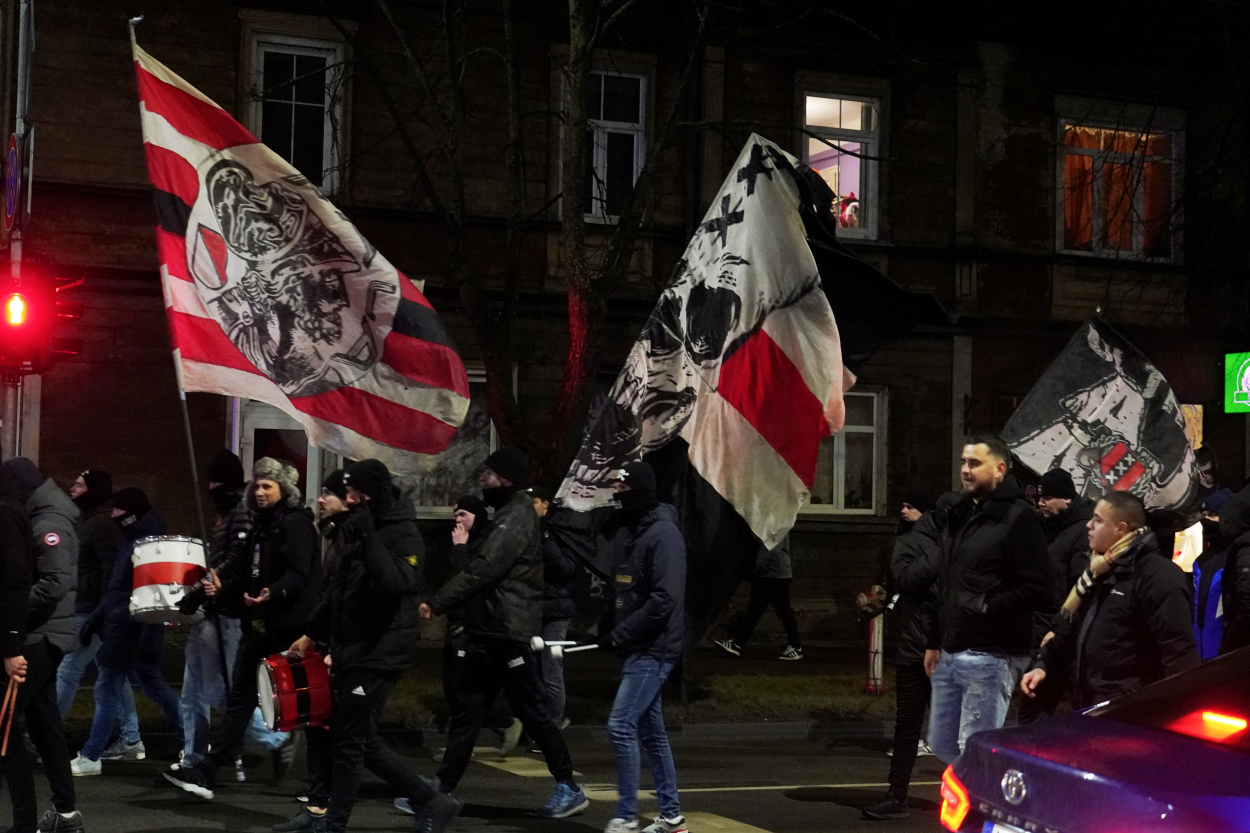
[285,459,457,833]
[420,447,587,820]
[598,462,687,833]
[924,434,1052,764]
[1,458,84,833]
[1218,483,1250,654]
[532,487,577,725]
[1022,491,1199,707]
[166,457,317,800]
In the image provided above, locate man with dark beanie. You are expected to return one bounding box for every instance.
[166,459,316,799]
[420,447,588,819]
[281,458,456,833]
[0,458,84,833]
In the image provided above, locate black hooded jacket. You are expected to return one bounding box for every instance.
[541,518,578,623]
[890,508,945,664]
[598,501,686,661]
[1034,531,1199,707]
[1038,496,1095,640]
[0,469,33,658]
[306,491,424,673]
[929,476,1054,656]
[1219,486,1250,653]
[75,501,120,615]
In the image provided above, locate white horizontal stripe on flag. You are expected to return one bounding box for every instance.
[365,361,470,428]
[760,291,851,432]
[140,105,217,172]
[162,270,211,318]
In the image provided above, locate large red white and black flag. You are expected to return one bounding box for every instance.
[1003,318,1197,512]
[132,40,469,471]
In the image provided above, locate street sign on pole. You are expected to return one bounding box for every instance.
[4,134,18,233]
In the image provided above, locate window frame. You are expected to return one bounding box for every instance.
[1054,97,1185,263]
[583,70,648,224]
[801,387,889,517]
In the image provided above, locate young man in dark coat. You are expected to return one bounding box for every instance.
[925,434,1053,764]
[1218,483,1250,654]
[0,458,85,833]
[284,459,457,833]
[1022,491,1199,707]
[599,462,687,833]
[166,458,317,799]
[420,447,587,819]
[532,487,578,725]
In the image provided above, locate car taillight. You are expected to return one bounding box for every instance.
[1166,708,1250,743]
[940,765,971,831]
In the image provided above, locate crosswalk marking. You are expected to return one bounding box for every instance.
[683,812,772,833]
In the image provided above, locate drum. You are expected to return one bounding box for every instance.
[257,651,332,732]
[129,536,208,625]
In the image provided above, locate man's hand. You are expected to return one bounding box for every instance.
[418,603,434,620]
[289,635,314,657]
[78,621,97,647]
[244,588,271,607]
[1040,630,1055,647]
[596,634,616,652]
[451,522,469,546]
[324,653,333,669]
[1020,668,1047,697]
[4,655,27,683]
[203,569,222,598]
[924,649,940,677]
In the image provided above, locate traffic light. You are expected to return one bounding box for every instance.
[0,269,83,374]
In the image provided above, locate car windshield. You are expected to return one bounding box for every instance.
[1089,646,1250,751]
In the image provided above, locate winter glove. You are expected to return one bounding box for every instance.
[596,633,617,652]
[177,594,202,616]
[78,621,97,647]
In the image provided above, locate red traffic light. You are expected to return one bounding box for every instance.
[4,293,26,326]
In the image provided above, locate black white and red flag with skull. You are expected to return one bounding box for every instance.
[1002,318,1197,512]
[132,41,468,471]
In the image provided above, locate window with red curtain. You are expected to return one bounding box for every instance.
[1061,123,1177,259]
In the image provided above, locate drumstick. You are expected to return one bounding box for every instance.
[0,678,18,756]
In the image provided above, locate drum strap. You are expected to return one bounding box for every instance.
[291,660,312,718]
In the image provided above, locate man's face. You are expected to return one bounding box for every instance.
[110,506,126,519]
[69,476,87,499]
[479,468,509,490]
[532,498,549,519]
[346,486,368,506]
[1203,510,1220,523]
[1087,499,1129,554]
[1037,496,1071,519]
[613,480,631,495]
[454,508,476,531]
[253,479,281,509]
[318,489,347,518]
[960,444,1006,498]
[900,503,922,523]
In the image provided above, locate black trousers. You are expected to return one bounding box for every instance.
[1017,666,1066,724]
[306,668,439,833]
[206,630,286,775]
[437,642,574,791]
[886,661,931,797]
[2,639,75,830]
[442,641,513,734]
[731,577,801,648]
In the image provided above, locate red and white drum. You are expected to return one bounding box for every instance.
[129,535,207,624]
[257,651,332,732]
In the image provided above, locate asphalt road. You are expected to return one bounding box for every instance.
[1,727,945,833]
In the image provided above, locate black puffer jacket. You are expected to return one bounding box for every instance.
[0,469,32,658]
[431,489,542,643]
[306,493,424,673]
[75,502,119,615]
[25,479,80,652]
[890,509,944,664]
[599,502,686,661]
[91,508,167,670]
[1219,486,1250,653]
[1039,496,1095,640]
[541,519,578,623]
[1034,531,1199,707]
[930,476,1053,656]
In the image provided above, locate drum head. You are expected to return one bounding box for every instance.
[257,662,277,731]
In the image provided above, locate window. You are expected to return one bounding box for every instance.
[803,94,880,238]
[252,36,345,191]
[807,390,886,514]
[584,71,646,221]
[1059,118,1181,260]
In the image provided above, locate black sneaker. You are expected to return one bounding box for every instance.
[273,806,325,832]
[163,763,215,800]
[422,791,463,833]
[862,792,910,820]
[37,809,84,832]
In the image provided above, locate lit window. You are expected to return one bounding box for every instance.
[1060,122,1179,259]
[803,94,880,238]
[583,72,646,221]
[254,38,345,191]
[808,390,884,513]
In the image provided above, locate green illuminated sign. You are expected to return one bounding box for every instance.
[1226,352,1250,414]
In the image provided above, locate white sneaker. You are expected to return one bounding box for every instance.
[917,739,935,757]
[605,819,640,833]
[642,816,689,833]
[100,738,145,761]
[70,754,101,776]
[779,645,804,661]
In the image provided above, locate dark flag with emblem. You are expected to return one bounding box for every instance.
[1002,318,1197,512]
[131,39,469,472]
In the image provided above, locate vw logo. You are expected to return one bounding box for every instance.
[1001,769,1027,805]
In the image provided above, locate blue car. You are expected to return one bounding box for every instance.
[939,647,1250,833]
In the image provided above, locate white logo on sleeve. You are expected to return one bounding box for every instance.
[351,685,366,696]
[44,532,60,546]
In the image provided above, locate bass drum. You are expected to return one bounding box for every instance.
[129,536,207,625]
[257,651,332,732]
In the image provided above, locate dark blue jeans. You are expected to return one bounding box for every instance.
[607,654,681,821]
[80,664,182,761]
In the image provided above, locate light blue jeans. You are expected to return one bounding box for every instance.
[180,615,288,766]
[55,612,140,743]
[928,649,1029,763]
[607,654,681,821]
[81,664,183,761]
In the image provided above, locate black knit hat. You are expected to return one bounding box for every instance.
[617,461,656,493]
[344,459,392,502]
[901,489,934,515]
[206,450,245,487]
[81,469,113,499]
[321,469,348,501]
[111,487,151,517]
[455,494,488,521]
[1039,468,1077,500]
[483,446,529,487]
[2,457,42,499]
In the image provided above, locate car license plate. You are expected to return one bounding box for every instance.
[983,824,1028,833]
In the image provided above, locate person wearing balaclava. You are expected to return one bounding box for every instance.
[166,458,315,800]
[596,461,688,833]
[72,488,184,777]
[420,447,588,821]
[167,450,292,789]
[0,457,84,832]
